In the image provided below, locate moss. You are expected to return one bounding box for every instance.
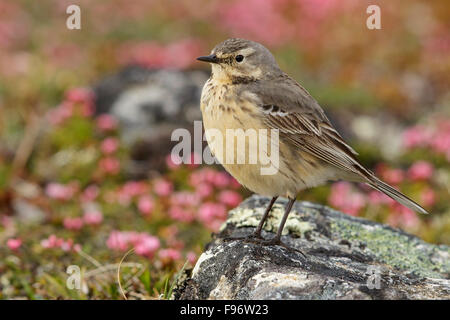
[225,196,449,279]
[330,216,450,279]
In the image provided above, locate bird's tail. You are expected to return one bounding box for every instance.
[367,177,428,214]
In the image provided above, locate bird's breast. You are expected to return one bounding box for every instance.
[200,80,261,133]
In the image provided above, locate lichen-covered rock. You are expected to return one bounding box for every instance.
[175,195,450,300]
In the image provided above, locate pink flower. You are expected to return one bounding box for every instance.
[387,202,422,228]
[96,114,118,131]
[198,202,227,223]
[220,0,294,46]
[41,235,63,249]
[420,188,436,207]
[432,133,450,154]
[83,210,103,225]
[189,168,217,186]
[408,161,433,181]
[382,168,404,185]
[100,137,119,154]
[166,39,204,69]
[60,238,74,252]
[399,206,420,228]
[207,220,224,232]
[47,102,74,125]
[99,157,120,174]
[218,190,242,207]
[367,191,394,206]
[169,206,195,223]
[212,172,231,188]
[80,185,99,203]
[159,248,182,263]
[134,236,160,258]
[117,39,203,69]
[121,181,148,198]
[166,154,182,170]
[341,193,365,216]
[45,182,77,201]
[153,179,173,197]
[65,87,94,104]
[430,129,450,154]
[230,178,242,189]
[106,231,129,251]
[328,182,366,216]
[65,87,95,117]
[170,192,200,207]
[194,182,214,199]
[329,182,350,208]
[402,125,429,149]
[63,217,84,230]
[137,195,154,216]
[106,231,160,258]
[41,235,79,252]
[7,238,22,251]
[186,251,197,265]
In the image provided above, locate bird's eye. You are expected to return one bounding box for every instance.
[235,55,244,63]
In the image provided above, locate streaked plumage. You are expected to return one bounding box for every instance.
[197,38,428,248]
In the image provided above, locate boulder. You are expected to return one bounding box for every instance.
[175,195,450,300]
[93,66,209,175]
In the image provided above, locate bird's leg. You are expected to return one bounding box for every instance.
[273,197,295,243]
[223,196,278,243]
[249,196,278,239]
[261,198,306,257]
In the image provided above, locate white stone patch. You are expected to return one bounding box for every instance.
[220,207,266,231]
[192,243,237,277]
[208,275,234,299]
[222,205,314,237]
[250,272,310,290]
[192,250,215,277]
[362,224,378,232]
[283,218,314,236]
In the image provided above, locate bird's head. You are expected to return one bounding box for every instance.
[197,38,282,83]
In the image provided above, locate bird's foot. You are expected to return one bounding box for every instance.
[223,233,306,257]
[260,237,306,258]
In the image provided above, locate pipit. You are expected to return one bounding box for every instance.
[197,38,428,250]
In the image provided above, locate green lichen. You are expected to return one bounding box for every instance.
[223,204,314,236]
[330,216,450,279]
[222,197,449,279]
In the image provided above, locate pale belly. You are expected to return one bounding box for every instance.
[200,81,337,198]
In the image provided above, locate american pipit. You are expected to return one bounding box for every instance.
[197,38,428,249]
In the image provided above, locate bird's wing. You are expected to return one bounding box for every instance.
[243,73,428,214]
[248,74,373,179]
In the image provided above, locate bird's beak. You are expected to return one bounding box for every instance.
[196,54,219,64]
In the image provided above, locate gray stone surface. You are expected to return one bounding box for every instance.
[175,195,450,300]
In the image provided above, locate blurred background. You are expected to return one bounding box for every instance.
[0,0,449,299]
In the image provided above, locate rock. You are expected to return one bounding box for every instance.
[175,195,450,300]
[12,199,46,226]
[94,66,207,128]
[93,66,209,175]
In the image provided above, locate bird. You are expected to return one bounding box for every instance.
[196,38,428,250]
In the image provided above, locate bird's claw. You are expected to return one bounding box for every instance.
[259,238,306,258]
[223,232,264,244]
[223,233,306,258]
